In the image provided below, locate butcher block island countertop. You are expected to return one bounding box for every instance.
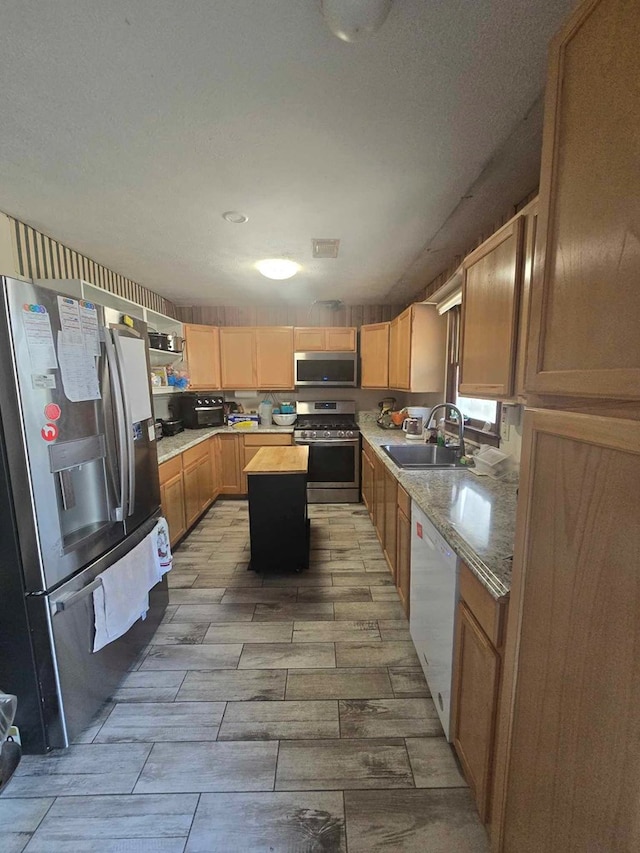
[243,445,309,475]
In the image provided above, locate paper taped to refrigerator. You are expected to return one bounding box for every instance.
[57,331,101,402]
[57,296,83,346]
[79,301,101,356]
[22,305,58,370]
[118,336,152,424]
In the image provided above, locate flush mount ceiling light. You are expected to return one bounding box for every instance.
[222,211,249,224]
[255,259,301,280]
[321,0,393,43]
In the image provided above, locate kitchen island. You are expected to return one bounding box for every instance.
[244,445,310,574]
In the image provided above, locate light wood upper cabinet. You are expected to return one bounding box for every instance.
[219,327,256,389]
[388,304,446,393]
[360,322,390,389]
[220,327,293,390]
[525,0,640,402]
[514,201,538,399]
[460,217,524,399]
[294,327,357,352]
[183,324,220,390]
[255,327,294,389]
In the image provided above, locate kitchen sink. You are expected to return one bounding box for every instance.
[380,444,464,469]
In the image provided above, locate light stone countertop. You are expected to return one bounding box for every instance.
[156,425,294,464]
[357,414,516,599]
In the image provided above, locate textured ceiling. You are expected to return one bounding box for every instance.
[0,0,575,306]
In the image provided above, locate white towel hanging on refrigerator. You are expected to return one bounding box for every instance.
[92,520,168,653]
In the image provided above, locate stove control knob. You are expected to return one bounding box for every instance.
[324,430,331,438]
[338,430,345,438]
[346,430,355,438]
[197,399,202,405]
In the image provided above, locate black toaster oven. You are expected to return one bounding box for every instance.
[170,393,225,429]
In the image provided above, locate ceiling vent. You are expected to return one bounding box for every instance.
[312,238,340,259]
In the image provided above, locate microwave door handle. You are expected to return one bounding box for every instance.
[111,329,136,517]
[194,405,223,411]
[103,330,127,521]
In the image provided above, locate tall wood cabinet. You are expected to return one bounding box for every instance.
[183,324,220,389]
[360,322,390,388]
[493,2,640,851]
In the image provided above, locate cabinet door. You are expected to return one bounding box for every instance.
[161,472,186,547]
[209,436,220,499]
[395,308,412,391]
[183,461,201,528]
[460,217,523,399]
[388,317,399,389]
[184,324,221,390]
[383,466,397,579]
[372,455,385,544]
[451,602,500,824]
[361,449,374,515]
[197,453,214,513]
[514,202,538,399]
[325,327,356,351]
[494,409,640,852]
[219,328,256,389]
[396,505,410,617]
[361,323,390,388]
[255,327,294,389]
[218,433,242,494]
[526,0,640,401]
[294,328,325,351]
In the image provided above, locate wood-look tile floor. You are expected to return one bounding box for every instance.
[2,501,488,852]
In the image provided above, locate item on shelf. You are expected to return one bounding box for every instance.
[228,414,260,431]
[150,367,168,387]
[280,402,295,414]
[148,331,184,353]
[391,410,407,426]
[258,399,273,426]
[166,365,189,390]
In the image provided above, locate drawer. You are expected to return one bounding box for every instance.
[458,561,508,649]
[243,434,291,447]
[182,439,211,468]
[158,455,182,485]
[397,484,411,516]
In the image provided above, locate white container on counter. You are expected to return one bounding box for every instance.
[258,400,273,426]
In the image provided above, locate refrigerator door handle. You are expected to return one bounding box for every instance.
[103,330,128,521]
[111,329,136,517]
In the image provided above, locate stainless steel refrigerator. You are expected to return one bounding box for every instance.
[0,277,166,753]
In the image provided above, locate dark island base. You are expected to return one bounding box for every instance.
[246,472,310,574]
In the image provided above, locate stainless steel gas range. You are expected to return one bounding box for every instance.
[293,401,360,503]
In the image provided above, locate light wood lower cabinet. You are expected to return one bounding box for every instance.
[372,452,386,545]
[159,456,186,548]
[395,485,411,617]
[451,562,508,828]
[241,433,292,494]
[383,466,397,580]
[219,433,243,494]
[361,445,374,513]
[182,442,214,528]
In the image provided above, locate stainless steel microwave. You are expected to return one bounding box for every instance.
[294,351,358,387]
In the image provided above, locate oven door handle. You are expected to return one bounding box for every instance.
[295,439,360,446]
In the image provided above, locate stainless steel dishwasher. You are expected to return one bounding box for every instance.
[410,501,458,740]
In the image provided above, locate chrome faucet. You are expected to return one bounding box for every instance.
[426,403,466,459]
